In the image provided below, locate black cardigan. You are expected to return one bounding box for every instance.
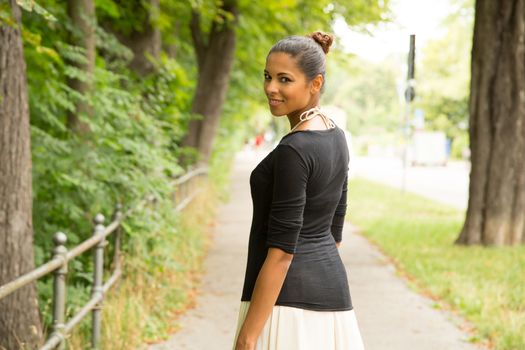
[240,124,352,311]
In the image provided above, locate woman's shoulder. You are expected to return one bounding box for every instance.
[278,123,342,148]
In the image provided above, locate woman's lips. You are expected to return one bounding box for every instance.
[268,98,284,106]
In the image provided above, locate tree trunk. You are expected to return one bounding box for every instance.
[110,0,161,76]
[0,1,43,348]
[67,0,96,133]
[456,0,525,246]
[182,1,238,164]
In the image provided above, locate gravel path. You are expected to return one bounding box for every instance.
[145,150,485,350]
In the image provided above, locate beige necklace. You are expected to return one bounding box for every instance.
[289,106,335,134]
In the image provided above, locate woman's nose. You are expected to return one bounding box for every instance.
[265,80,278,94]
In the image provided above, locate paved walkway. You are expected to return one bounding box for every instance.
[145,149,485,350]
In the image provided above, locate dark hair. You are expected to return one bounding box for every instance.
[268,31,334,92]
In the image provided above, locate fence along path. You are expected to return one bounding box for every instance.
[0,166,207,350]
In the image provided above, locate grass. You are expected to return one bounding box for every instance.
[347,177,525,350]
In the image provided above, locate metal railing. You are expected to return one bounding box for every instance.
[0,166,208,349]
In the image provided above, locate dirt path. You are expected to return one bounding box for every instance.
[145,150,485,350]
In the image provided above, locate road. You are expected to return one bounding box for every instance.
[351,155,470,210]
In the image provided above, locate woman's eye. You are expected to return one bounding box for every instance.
[263,74,290,83]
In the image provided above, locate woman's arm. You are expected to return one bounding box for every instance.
[235,247,293,349]
[330,173,348,245]
[235,145,306,349]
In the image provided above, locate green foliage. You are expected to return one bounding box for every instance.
[0,3,14,26]
[349,177,525,350]
[94,0,120,19]
[22,2,195,335]
[96,0,150,34]
[16,0,57,21]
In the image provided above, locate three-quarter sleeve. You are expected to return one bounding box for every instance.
[266,144,309,254]
[330,173,348,243]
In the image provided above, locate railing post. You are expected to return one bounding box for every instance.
[91,214,106,349]
[111,204,123,271]
[182,180,187,203]
[51,232,68,350]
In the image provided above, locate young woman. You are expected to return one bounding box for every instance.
[233,32,365,350]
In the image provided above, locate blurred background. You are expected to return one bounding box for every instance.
[2,0,524,349]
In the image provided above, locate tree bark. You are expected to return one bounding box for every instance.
[0,1,43,348]
[111,0,161,76]
[456,0,525,246]
[182,0,238,165]
[67,0,96,133]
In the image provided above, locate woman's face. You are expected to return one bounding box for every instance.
[264,52,319,118]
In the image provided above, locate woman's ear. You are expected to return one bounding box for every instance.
[310,74,323,94]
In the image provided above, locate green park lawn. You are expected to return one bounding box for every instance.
[347,177,525,350]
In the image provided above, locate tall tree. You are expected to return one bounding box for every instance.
[181,0,238,164]
[456,0,525,245]
[0,1,43,348]
[67,0,96,133]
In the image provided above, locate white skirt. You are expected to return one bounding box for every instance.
[232,301,365,350]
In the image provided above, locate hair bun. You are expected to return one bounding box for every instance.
[308,31,334,54]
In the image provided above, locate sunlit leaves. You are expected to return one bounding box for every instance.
[0,2,15,26]
[16,0,57,21]
[95,0,120,19]
[21,28,62,63]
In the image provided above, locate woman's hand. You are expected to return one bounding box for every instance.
[336,242,342,248]
[234,248,292,350]
[235,335,256,350]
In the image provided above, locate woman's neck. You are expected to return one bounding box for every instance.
[287,100,320,130]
